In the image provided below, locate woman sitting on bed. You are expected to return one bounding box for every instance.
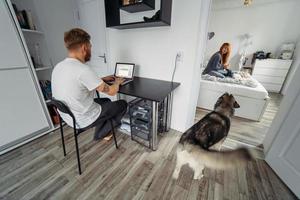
[202,42,233,78]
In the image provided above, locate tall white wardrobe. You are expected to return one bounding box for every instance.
[0,0,78,153]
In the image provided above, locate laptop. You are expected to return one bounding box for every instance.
[106,62,135,86]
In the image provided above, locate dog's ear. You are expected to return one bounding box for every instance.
[220,92,230,101]
[214,95,224,110]
[229,94,240,108]
[223,92,229,97]
[234,101,240,108]
[214,93,231,110]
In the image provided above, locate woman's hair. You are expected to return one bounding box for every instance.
[219,43,231,65]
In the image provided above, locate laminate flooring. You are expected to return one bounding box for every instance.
[0,118,296,199]
[195,93,283,158]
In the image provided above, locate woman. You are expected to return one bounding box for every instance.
[202,43,233,78]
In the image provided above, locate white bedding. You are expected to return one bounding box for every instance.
[201,72,258,88]
[200,78,269,99]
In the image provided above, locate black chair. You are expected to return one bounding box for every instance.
[48,99,118,175]
[96,91,100,98]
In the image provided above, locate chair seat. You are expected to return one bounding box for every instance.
[76,117,107,134]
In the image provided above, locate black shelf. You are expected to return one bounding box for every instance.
[120,0,155,13]
[105,0,172,30]
[110,20,169,29]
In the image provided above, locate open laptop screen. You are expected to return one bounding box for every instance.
[115,63,134,78]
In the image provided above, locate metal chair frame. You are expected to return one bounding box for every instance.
[49,99,118,175]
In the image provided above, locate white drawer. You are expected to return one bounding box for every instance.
[255,59,292,69]
[261,82,282,92]
[253,74,285,85]
[253,67,288,77]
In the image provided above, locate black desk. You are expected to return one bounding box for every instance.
[118,77,180,150]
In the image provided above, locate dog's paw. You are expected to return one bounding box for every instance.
[193,174,204,180]
[193,169,204,180]
[172,169,180,179]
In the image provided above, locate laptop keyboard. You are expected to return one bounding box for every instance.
[105,78,131,85]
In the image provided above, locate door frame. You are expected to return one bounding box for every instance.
[192,0,300,154]
[186,0,212,129]
[263,61,300,153]
[264,66,300,198]
[74,0,112,75]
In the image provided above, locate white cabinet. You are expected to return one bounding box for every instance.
[0,68,50,148]
[252,59,293,93]
[0,0,51,152]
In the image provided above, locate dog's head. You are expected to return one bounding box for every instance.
[214,93,240,116]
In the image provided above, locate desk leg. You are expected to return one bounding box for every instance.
[163,97,168,132]
[151,101,158,150]
[166,92,173,132]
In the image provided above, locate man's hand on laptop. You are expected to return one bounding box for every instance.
[115,77,125,85]
[102,75,115,82]
[97,77,124,96]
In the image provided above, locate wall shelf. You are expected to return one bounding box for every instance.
[110,20,169,29]
[35,66,52,71]
[21,29,44,35]
[120,0,155,13]
[105,0,172,30]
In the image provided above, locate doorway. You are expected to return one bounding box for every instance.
[195,0,299,157]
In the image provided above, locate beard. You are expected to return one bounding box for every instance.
[84,50,91,62]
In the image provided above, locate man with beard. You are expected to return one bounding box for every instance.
[52,28,127,140]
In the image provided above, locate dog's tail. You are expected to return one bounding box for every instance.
[179,143,252,170]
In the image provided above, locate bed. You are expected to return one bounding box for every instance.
[197,73,269,121]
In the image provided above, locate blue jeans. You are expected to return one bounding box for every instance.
[208,69,233,78]
[85,98,128,140]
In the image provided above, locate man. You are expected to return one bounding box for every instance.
[52,28,127,140]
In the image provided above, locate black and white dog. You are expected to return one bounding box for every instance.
[173,93,252,180]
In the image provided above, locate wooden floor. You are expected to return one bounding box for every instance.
[0,123,297,199]
[195,93,283,157]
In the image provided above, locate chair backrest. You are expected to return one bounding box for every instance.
[48,99,75,120]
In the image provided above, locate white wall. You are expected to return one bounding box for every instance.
[33,0,78,65]
[205,0,300,70]
[107,0,208,132]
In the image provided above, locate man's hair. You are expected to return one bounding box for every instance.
[64,28,90,50]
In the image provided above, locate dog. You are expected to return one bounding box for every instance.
[173,93,252,180]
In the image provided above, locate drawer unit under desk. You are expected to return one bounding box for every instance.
[129,98,153,147]
[129,98,166,148]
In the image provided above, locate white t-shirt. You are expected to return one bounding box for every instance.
[51,57,103,129]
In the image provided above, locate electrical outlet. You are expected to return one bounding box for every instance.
[176,51,184,62]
